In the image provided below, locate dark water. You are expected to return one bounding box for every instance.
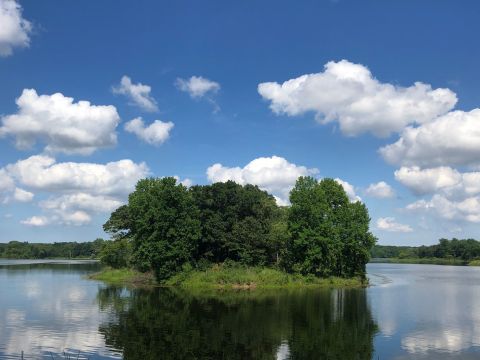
[1,261,480,359]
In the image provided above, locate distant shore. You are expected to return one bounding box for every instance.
[370,258,480,266]
[88,265,367,290]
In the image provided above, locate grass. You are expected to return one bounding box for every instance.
[88,267,156,286]
[166,265,366,289]
[469,259,480,266]
[370,257,467,265]
[89,264,367,289]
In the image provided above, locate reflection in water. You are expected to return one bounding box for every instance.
[7,261,480,359]
[0,261,119,359]
[368,263,480,359]
[97,286,377,360]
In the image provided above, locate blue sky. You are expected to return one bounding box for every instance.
[1,0,480,245]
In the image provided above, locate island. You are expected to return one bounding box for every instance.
[90,176,376,289]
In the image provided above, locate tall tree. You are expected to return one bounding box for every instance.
[286,177,375,278]
[126,177,201,281]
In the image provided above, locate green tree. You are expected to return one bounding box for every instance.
[126,177,201,282]
[100,239,131,268]
[190,181,278,266]
[286,177,375,278]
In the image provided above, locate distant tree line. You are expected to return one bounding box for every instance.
[101,176,376,282]
[0,239,105,259]
[371,238,480,261]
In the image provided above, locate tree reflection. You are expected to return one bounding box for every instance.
[97,287,377,360]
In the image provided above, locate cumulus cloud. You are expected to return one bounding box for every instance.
[4,155,148,226]
[365,181,395,198]
[334,178,361,202]
[395,166,480,199]
[258,59,457,137]
[173,176,193,188]
[395,166,461,195]
[124,117,174,145]
[112,75,158,112]
[21,216,49,227]
[6,155,148,196]
[13,187,33,202]
[176,76,220,98]
[398,165,480,223]
[0,0,32,57]
[376,217,413,232]
[206,156,318,205]
[0,168,15,192]
[0,89,120,155]
[380,109,480,167]
[39,193,122,225]
[407,195,480,224]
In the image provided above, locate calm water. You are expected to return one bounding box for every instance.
[1,261,480,359]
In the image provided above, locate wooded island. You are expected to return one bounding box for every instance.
[95,176,376,288]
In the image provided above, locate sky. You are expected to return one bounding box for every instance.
[1,0,480,245]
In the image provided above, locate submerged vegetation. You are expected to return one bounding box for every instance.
[371,238,480,266]
[97,176,376,287]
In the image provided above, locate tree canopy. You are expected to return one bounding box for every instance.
[102,176,377,282]
[285,177,375,278]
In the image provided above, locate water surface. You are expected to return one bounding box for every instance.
[1,260,480,359]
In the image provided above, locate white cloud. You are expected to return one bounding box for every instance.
[207,156,318,205]
[176,76,220,98]
[124,117,174,145]
[376,217,413,232]
[334,178,361,202]
[407,195,480,224]
[380,109,480,167]
[112,75,158,112]
[0,89,120,155]
[6,155,148,196]
[13,187,33,202]
[398,166,480,224]
[395,166,480,199]
[365,181,395,198]
[39,193,122,226]
[395,166,461,195]
[0,168,14,192]
[173,176,193,188]
[0,0,32,57]
[258,59,457,137]
[21,216,49,227]
[5,155,149,226]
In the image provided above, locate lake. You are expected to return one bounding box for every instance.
[1,261,480,359]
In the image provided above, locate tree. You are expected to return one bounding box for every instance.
[286,177,375,278]
[100,239,131,268]
[190,181,278,266]
[103,205,131,240]
[126,177,201,282]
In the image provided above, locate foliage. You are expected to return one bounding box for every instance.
[102,176,377,284]
[89,268,155,286]
[127,177,201,282]
[0,239,105,259]
[96,285,377,360]
[166,263,366,289]
[99,239,131,268]
[369,257,466,265]
[190,181,278,265]
[285,177,375,278]
[371,238,480,263]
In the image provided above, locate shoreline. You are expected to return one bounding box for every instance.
[370,258,480,266]
[88,266,368,290]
